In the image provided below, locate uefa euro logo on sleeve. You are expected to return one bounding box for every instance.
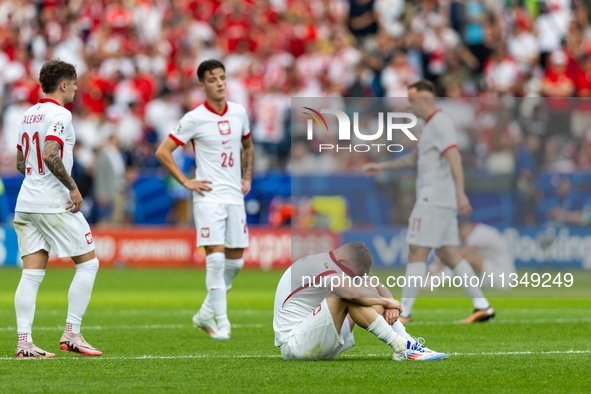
[218,121,231,136]
[53,122,65,135]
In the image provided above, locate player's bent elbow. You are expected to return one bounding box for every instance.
[42,153,53,165]
[155,147,168,163]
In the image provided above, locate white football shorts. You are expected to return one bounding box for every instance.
[193,202,249,248]
[13,211,95,258]
[280,299,356,361]
[405,204,460,249]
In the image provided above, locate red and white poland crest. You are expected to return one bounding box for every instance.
[85,232,94,245]
[218,121,231,136]
[201,228,210,238]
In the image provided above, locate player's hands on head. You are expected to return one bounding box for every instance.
[183,179,212,196]
[457,192,473,217]
[67,187,83,213]
[241,179,251,196]
[362,162,382,177]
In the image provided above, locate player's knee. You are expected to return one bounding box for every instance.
[226,258,244,270]
[408,245,428,262]
[76,258,99,273]
[206,253,225,274]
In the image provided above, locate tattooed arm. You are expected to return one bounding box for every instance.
[16,150,26,176]
[241,136,254,196]
[42,140,83,213]
[361,150,418,177]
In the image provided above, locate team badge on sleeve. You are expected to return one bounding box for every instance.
[173,124,181,134]
[53,122,65,135]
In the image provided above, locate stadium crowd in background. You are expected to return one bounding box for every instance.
[1,0,591,224]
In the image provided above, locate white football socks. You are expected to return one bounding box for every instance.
[400,262,426,318]
[453,259,490,310]
[203,252,228,325]
[367,315,407,353]
[392,319,412,341]
[15,269,46,343]
[224,258,244,291]
[66,258,99,334]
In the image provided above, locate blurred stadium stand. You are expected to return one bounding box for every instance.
[2,0,591,268]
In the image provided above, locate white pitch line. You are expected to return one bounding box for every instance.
[1,350,590,361]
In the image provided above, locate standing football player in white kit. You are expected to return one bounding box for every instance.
[13,60,102,357]
[363,80,494,323]
[156,60,254,339]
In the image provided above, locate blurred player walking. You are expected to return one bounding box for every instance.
[14,60,102,357]
[156,60,254,339]
[362,80,494,323]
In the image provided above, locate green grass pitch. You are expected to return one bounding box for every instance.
[1,268,590,393]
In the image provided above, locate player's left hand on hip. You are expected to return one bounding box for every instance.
[67,187,83,213]
[241,179,251,196]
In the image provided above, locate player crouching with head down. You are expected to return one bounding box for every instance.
[273,243,447,361]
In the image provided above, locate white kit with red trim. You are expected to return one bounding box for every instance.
[15,99,76,213]
[169,101,250,206]
[273,251,355,347]
[415,109,459,210]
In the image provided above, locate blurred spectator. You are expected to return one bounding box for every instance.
[145,87,182,142]
[94,135,126,224]
[542,50,576,97]
[515,133,542,225]
[1,88,30,163]
[483,43,522,96]
[507,14,540,74]
[380,50,418,97]
[348,0,379,43]
[546,177,591,226]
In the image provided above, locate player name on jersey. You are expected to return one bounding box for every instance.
[22,114,46,124]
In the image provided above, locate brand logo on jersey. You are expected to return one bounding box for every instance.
[85,232,93,244]
[173,124,181,134]
[201,228,210,238]
[218,121,231,136]
[53,122,65,135]
[302,107,418,153]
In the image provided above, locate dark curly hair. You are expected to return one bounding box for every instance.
[39,59,77,94]
[197,59,225,82]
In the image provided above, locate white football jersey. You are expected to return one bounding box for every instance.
[465,223,515,271]
[273,251,355,347]
[415,110,459,210]
[15,99,75,213]
[169,101,250,205]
